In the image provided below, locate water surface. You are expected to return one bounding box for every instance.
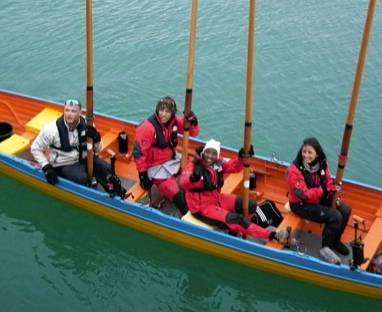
[0,1,381,311]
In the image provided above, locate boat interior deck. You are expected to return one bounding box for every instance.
[1,91,382,273]
[13,139,376,270]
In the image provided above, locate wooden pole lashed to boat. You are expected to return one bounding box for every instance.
[333,0,378,206]
[181,0,199,170]
[242,0,256,219]
[85,0,95,181]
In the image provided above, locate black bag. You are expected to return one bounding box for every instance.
[251,200,283,228]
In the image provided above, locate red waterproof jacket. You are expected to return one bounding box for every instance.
[180,157,243,213]
[287,163,336,204]
[134,114,200,173]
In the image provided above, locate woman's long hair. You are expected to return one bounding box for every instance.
[293,137,327,169]
[293,137,329,189]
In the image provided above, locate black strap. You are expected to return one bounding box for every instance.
[53,116,87,161]
[147,114,178,154]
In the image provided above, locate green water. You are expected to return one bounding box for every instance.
[0,0,381,310]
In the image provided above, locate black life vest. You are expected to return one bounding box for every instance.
[52,116,87,161]
[147,114,178,149]
[190,160,224,192]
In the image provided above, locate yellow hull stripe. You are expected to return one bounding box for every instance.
[1,162,381,299]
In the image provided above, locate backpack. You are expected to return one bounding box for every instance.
[251,200,283,228]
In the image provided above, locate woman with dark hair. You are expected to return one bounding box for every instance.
[287,137,351,262]
[133,96,199,213]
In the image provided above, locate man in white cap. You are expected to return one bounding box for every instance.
[31,99,112,189]
[179,139,289,242]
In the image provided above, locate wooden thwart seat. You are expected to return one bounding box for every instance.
[0,134,31,155]
[100,131,119,152]
[0,107,63,155]
[221,172,242,193]
[25,107,62,134]
[181,211,216,230]
[361,206,382,270]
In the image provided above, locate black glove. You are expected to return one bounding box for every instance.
[139,171,152,190]
[238,144,254,159]
[42,164,58,185]
[190,164,202,182]
[86,126,101,143]
[184,111,198,126]
[294,188,308,202]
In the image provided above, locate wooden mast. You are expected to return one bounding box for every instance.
[333,0,378,206]
[85,0,95,182]
[242,0,256,218]
[181,0,199,169]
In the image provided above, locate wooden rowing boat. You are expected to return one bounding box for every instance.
[0,89,381,298]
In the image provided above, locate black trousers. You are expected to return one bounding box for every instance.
[290,200,351,248]
[56,158,111,189]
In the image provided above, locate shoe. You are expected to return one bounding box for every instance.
[334,241,349,256]
[275,229,290,244]
[320,247,341,265]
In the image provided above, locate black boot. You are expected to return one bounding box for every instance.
[333,241,349,256]
[172,191,188,216]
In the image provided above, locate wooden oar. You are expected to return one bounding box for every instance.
[85,0,95,183]
[181,0,199,170]
[242,0,256,219]
[333,0,378,206]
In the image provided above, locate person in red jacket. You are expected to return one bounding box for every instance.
[180,139,289,242]
[287,137,351,260]
[133,96,200,212]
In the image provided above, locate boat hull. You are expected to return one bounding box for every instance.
[1,153,381,299]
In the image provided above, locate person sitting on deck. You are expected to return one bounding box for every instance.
[133,96,199,214]
[287,137,351,262]
[179,139,289,242]
[31,99,113,190]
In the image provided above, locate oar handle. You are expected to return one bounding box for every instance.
[242,0,256,219]
[181,0,199,170]
[86,0,95,180]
